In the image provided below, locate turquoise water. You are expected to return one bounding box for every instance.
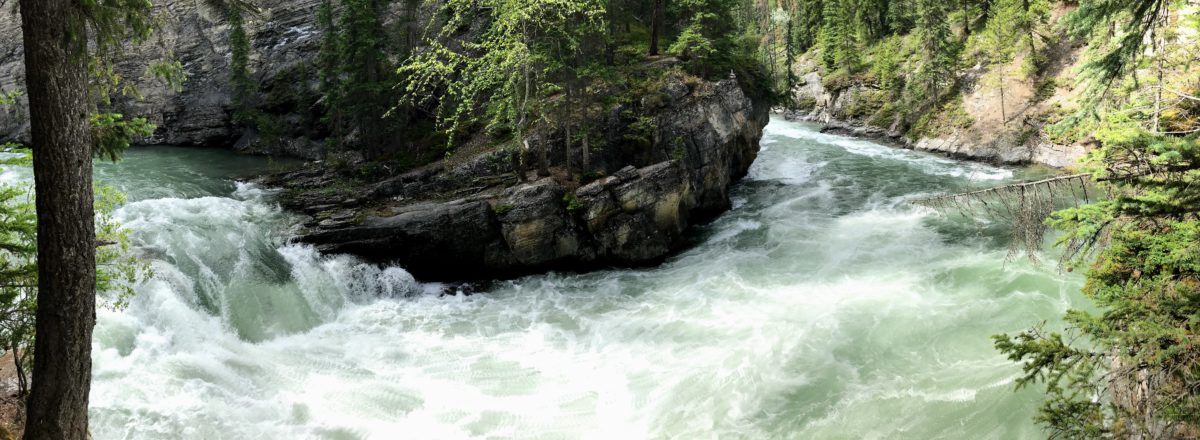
[80,118,1084,439]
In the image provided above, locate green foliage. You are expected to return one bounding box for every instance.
[997,111,1200,436]
[870,35,904,96]
[818,0,860,71]
[672,136,686,160]
[0,149,147,396]
[964,0,1051,69]
[668,0,745,77]
[90,113,155,162]
[794,96,818,111]
[843,89,887,120]
[227,3,258,127]
[0,90,21,106]
[74,0,182,162]
[909,97,972,139]
[399,0,606,148]
[563,192,584,213]
[1032,77,1058,103]
[1065,0,1170,91]
[906,0,958,111]
[624,115,657,148]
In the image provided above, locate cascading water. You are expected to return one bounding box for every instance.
[76,118,1084,439]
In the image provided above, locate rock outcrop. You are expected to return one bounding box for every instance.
[277,77,769,280]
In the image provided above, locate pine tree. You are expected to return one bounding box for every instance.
[907,0,957,108]
[16,1,163,435]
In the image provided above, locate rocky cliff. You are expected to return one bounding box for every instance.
[270,77,769,280]
[0,0,363,159]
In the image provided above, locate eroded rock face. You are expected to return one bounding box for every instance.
[0,0,383,160]
[292,78,769,280]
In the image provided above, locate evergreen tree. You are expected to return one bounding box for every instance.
[16,1,165,435]
[906,0,957,109]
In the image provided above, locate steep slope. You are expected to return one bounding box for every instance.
[782,6,1093,168]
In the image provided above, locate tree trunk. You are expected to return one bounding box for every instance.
[19,0,98,438]
[12,344,26,397]
[564,116,573,175]
[1000,78,1007,125]
[606,9,617,65]
[537,137,550,177]
[649,0,663,56]
[786,0,796,92]
[582,131,590,172]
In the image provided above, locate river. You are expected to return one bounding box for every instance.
[74,116,1086,439]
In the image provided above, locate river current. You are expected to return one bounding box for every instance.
[68,117,1084,438]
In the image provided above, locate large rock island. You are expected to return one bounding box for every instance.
[273,77,769,280]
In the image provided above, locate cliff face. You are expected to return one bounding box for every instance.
[273,77,770,280]
[0,0,344,159]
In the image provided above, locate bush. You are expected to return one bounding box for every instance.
[794,96,818,111]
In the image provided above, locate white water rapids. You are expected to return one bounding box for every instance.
[77,117,1085,438]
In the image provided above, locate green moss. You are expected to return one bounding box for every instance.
[562,192,584,213]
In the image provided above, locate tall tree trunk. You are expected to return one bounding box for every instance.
[538,137,550,177]
[582,130,590,172]
[19,0,98,438]
[1000,76,1007,125]
[564,123,573,174]
[564,82,573,174]
[606,8,618,65]
[649,0,663,56]
[786,0,797,92]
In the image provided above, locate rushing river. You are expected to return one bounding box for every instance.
[76,117,1086,439]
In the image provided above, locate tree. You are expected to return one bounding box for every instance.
[316,0,405,158]
[0,148,142,401]
[650,0,665,55]
[17,0,163,436]
[906,0,958,111]
[18,1,97,436]
[399,0,605,149]
[819,0,859,70]
[995,115,1200,439]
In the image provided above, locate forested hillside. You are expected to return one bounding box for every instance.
[753,0,1199,170]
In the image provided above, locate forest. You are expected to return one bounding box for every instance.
[0,0,1198,438]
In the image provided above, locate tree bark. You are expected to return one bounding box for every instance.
[582,130,590,172]
[649,0,663,56]
[19,0,98,438]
